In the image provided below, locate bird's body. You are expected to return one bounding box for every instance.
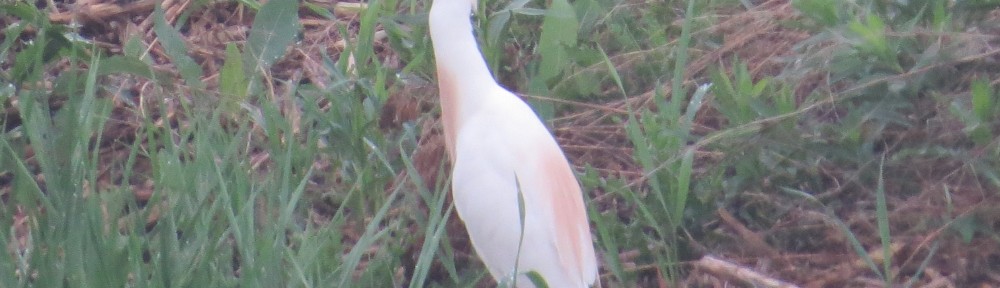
[429,0,599,287]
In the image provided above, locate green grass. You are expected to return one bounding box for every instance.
[2,0,1000,287]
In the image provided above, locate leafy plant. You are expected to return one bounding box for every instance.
[951,79,999,146]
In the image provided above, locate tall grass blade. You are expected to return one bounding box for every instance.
[875,155,893,286]
[400,134,454,287]
[335,185,402,287]
[667,0,697,116]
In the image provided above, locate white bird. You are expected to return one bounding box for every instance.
[428,0,599,287]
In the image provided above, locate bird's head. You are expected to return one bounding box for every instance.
[469,0,479,14]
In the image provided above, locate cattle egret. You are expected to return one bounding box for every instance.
[428,0,599,286]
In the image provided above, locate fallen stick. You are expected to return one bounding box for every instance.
[694,255,800,288]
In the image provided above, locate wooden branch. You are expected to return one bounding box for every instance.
[694,255,800,288]
[49,0,158,24]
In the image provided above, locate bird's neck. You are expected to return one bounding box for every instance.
[429,0,495,87]
[429,0,500,159]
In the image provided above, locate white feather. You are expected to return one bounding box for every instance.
[452,85,594,287]
[429,0,599,286]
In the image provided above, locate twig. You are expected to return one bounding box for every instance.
[49,0,158,23]
[694,255,800,288]
[716,208,782,258]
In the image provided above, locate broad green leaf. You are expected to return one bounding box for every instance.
[304,2,336,19]
[246,0,301,73]
[536,0,578,83]
[0,9,30,61]
[220,43,249,113]
[792,0,841,26]
[152,5,204,89]
[11,33,44,83]
[236,0,262,10]
[524,271,550,288]
[950,215,977,243]
[487,10,512,50]
[122,35,146,58]
[971,79,995,121]
[0,2,41,22]
[98,55,168,84]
